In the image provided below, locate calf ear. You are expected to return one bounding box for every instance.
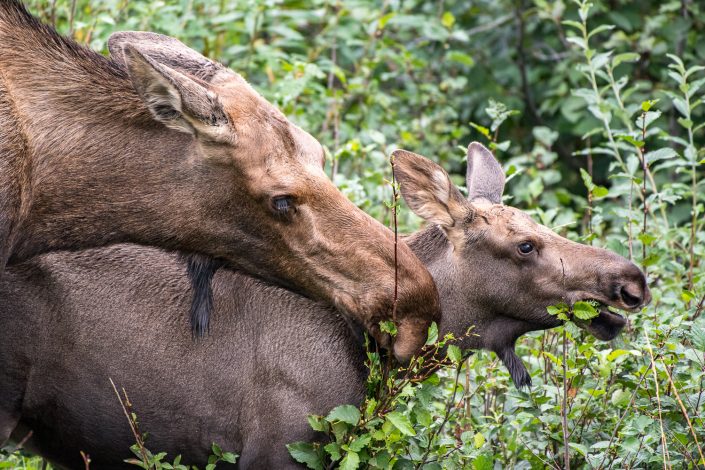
[466,142,505,204]
[120,45,233,143]
[393,150,468,230]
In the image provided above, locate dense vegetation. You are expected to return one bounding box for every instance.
[2,0,704,468]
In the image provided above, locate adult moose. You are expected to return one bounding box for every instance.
[0,144,650,468]
[0,1,439,358]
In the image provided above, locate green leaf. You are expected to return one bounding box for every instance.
[441,11,455,29]
[339,451,360,470]
[641,99,659,112]
[678,117,693,129]
[474,432,486,448]
[681,290,695,302]
[379,320,397,336]
[472,453,494,470]
[580,168,595,191]
[611,388,631,407]
[446,50,475,67]
[326,405,361,426]
[425,321,439,345]
[547,302,569,316]
[692,325,705,351]
[386,411,416,436]
[587,24,615,39]
[469,122,490,138]
[365,398,377,418]
[561,20,585,32]
[287,442,324,470]
[566,35,587,50]
[592,186,609,198]
[447,344,462,364]
[645,148,677,164]
[573,301,599,320]
[569,442,589,457]
[211,443,222,457]
[616,134,644,148]
[221,452,238,464]
[638,233,656,246]
[307,415,328,432]
[638,110,661,129]
[324,442,342,461]
[612,52,640,68]
[606,349,630,361]
[378,12,395,29]
[347,434,371,452]
[414,407,432,427]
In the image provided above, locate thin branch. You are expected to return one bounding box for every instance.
[639,112,648,272]
[661,361,705,465]
[109,378,150,467]
[561,329,571,470]
[68,0,77,37]
[692,292,705,321]
[644,332,672,470]
[80,451,91,470]
[415,365,463,469]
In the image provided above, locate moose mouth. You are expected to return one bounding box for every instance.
[573,301,628,341]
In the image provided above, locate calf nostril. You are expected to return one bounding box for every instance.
[620,286,642,308]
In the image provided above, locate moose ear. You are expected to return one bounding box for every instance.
[120,44,232,143]
[466,142,505,204]
[393,149,468,230]
[109,32,228,83]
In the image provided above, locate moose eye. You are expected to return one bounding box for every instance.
[271,196,294,216]
[518,241,534,255]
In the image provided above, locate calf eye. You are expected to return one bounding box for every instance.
[518,241,534,255]
[271,196,295,216]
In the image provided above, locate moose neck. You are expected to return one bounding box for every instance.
[0,24,216,263]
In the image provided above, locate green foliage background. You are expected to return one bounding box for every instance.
[2,0,705,468]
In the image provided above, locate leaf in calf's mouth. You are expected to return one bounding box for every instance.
[546,300,627,341]
[573,300,627,341]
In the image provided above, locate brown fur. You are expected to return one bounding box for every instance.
[0,1,440,358]
[0,144,650,468]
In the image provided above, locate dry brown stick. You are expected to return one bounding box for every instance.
[11,430,33,451]
[639,112,648,272]
[109,378,150,467]
[661,362,705,465]
[644,332,672,470]
[389,154,400,323]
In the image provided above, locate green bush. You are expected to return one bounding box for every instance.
[3,0,704,468]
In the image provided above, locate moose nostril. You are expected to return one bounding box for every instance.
[620,286,642,308]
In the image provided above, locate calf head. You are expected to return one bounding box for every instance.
[394,142,650,386]
[109,33,440,360]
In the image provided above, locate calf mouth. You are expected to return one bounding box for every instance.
[573,300,628,341]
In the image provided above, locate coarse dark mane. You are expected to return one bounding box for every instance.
[184,253,224,338]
